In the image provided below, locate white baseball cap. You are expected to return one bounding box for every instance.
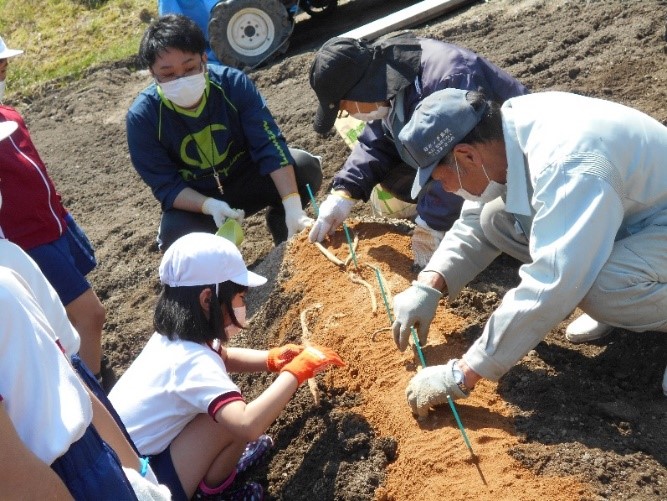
[0,121,17,141]
[0,37,23,59]
[159,232,267,288]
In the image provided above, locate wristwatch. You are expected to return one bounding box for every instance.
[452,360,470,395]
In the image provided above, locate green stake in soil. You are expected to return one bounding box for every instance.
[372,266,475,460]
[374,266,393,323]
[343,223,358,268]
[305,184,319,216]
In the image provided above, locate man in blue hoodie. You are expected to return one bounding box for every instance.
[127,14,322,250]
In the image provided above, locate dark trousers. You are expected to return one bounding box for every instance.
[158,148,322,250]
[380,162,463,232]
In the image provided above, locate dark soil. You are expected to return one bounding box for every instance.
[14,0,667,499]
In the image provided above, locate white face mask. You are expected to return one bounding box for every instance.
[453,156,506,203]
[0,81,6,102]
[224,305,246,339]
[158,71,206,108]
[350,104,390,122]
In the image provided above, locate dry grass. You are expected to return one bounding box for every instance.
[0,0,155,98]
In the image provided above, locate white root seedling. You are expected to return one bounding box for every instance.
[314,242,345,267]
[348,272,377,314]
[371,326,392,341]
[299,303,323,405]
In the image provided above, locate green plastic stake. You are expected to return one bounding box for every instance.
[410,327,427,368]
[373,266,393,324]
[447,395,475,457]
[373,266,426,366]
[305,183,319,216]
[343,223,358,268]
[372,268,475,459]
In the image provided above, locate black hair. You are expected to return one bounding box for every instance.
[138,14,207,68]
[153,280,248,344]
[460,90,504,144]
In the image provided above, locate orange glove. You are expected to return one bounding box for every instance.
[267,344,305,372]
[280,345,345,385]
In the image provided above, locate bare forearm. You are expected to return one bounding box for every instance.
[417,270,448,294]
[225,347,270,372]
[0,405,73,500]
[269,165,298,198]
[216,372,298,440]
[172,187,208,212]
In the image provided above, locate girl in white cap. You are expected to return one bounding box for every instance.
[109,232,344,500]
[0,36,23,102]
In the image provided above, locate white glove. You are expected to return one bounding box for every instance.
[391,281,442,352]
[282,193,314,238]
[308,191,356,242]
[406,359,469,417]
[122,466,171,501]
[411,216,446,269]
[201,197,245,228]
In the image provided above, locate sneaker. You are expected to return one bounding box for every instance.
[565,314,613,343]
[662,365,667,397]
[194,481,263,501]
[219,481,263,501]
[237,435,273,474]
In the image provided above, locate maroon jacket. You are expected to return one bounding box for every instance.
[0,105,68,249]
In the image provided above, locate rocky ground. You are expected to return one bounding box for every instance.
[13,0,667,499]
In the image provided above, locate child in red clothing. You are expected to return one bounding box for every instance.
[0,36,107,384]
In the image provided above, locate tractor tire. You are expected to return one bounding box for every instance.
[299,0,337,17]
[209,0,293,70]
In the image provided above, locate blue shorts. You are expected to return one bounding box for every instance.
[149,446,187,501]
[26,213,97,305]
[51,424,138,500]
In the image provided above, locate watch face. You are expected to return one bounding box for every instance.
[452,364,464,383]
[452,362,468,394]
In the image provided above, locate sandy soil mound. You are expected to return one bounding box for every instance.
[242,221,590,500]
[14,0,667,499]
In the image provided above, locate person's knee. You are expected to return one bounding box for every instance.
[159,210,217,251]
[578,286,606,322]
[291,148,323,192]
[67,289,106,334]
[86,299,106,334]
[89,297,106,331]
[480,198,531,263]
[580,271,667,331]
[479,198,507,242]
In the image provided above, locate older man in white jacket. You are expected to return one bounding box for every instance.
[392,88,667,415]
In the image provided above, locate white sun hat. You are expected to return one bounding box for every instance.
[0,37,23,59]
[159,232,266,288]
[0,120,17,141]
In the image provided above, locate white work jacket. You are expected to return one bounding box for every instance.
[426,91,667,380]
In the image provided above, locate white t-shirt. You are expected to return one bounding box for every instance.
[0,239,80,357]
[109,332,243,456]
[0,267,91,464]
